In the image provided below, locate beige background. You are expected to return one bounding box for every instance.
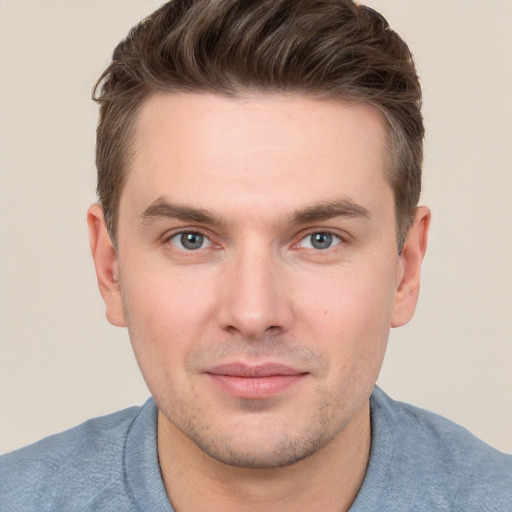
[0,0,511,455]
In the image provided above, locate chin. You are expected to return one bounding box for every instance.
[196,439,321,469]
[182,418,339,469]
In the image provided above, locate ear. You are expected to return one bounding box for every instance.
[87,204,126,327]
[391,206,431,328]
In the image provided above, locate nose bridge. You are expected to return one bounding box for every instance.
[217,238,292,338]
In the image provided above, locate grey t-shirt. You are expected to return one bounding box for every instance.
[1,387,511,511]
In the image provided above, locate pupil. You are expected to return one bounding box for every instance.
[181,233,203,250]
[312,233,332,249]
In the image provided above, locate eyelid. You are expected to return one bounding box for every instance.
[297,230,343,249]
[294,226,347,244]
[160,226,348,251]
[163,228,215,248]
[172,232,211,250]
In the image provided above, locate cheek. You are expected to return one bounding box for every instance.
[297,261,396,328]
[123,260,216,330]
[119,265,218,379]
[119,274,207,411]
[294,264,396,368]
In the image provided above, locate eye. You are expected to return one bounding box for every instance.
[298,232,342,250]
[169,232,212,251]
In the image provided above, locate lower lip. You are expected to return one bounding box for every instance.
[207,374,306,399]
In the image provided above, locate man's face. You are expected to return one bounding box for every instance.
[100,92,416,468]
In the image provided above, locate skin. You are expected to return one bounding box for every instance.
[88,92,430,511]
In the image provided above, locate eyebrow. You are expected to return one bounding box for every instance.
[140,197,223,226]
[140,196,370,227]
[289,199,370,224]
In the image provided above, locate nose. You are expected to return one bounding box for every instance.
[216,244,294,340]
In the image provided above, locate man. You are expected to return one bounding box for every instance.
[1,0,511,510]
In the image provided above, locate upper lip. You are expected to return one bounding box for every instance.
[206,363,306,378]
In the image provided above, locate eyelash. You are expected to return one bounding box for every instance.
[297,231,343,250]
[164,229,344,253]
[165,230,213,251]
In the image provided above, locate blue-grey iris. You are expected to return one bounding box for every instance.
[181,233,204,250]
[311,232,333,250]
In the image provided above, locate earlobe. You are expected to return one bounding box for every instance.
[391,206,431,328]
[87,204,126,327]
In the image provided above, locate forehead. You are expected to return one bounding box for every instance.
[122,92,391,221]
[133,91,387,161]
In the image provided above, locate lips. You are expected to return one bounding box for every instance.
[205,363,307,399]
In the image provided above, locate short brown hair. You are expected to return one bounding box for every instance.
[93,0,423,251]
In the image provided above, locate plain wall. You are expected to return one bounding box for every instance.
[0,0,511,454]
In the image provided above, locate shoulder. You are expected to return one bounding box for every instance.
[370,387,512,510]
[0,401,151,511]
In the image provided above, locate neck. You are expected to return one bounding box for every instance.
[157,401,371,512]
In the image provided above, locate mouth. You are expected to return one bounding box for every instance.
[205,363,308,399]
